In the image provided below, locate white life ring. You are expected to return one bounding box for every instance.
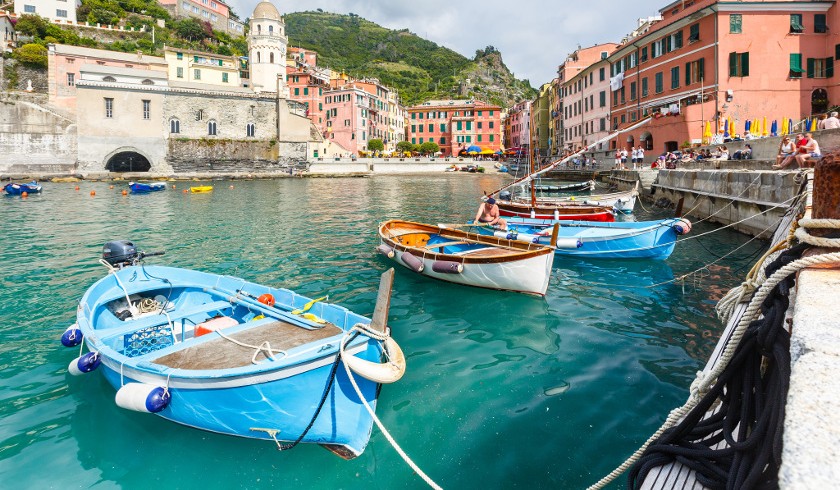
[341,336,406,384]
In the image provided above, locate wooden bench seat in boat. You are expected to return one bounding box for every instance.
[152,320,343,370]
[423,240,468,249]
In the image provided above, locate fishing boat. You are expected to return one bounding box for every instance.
[377,219,557,296]
[495,200,615,221]
[61,241,405,459]
[466,216,692,259]
[533,180,596,193]
[507,182,639,214]
[129,182,167,193]
[4,181,42,195]
[190,185,213,193]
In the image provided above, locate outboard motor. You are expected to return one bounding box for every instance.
[499,190,511,201]
[102,240,139,267]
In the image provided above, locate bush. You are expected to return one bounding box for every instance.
[87,8,121,25]
[14,14,49,38]
[174,18,206,41]
[13,43,48,67]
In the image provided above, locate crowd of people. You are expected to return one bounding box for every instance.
[773,133,821,169]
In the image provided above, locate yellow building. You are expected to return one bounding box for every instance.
[164,48,241,87]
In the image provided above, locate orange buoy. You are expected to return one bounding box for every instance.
[122,190,128,196]
[109,185,114,189]
[75,186,80,191]
[172,184,177,189]
[257,294,275,307]
[229,185,234,189]
[90,190,96,196]
[21,191,28,198]
[183,189,188,194]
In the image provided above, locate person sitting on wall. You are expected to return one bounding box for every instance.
[824,112,840,129]
[773,136,797,169]
[732,144,752,160]
[474,197,507,231]
[794,133,821,168]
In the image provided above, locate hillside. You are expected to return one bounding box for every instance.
[285,11,536,107]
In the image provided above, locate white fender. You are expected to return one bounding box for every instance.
[342,337,406,384]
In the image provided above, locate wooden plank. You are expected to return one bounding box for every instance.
[153,321,342,370]
[370,269,393,334]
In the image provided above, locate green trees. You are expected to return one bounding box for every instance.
[396,141,414,154]
[13,44,48,67]
[419,141,440,155]
[14,15,49,38]
[174,18,207,41]
[367,139,385,153]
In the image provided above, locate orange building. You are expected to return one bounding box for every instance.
[406,99,502,156]
[609,0,839,154]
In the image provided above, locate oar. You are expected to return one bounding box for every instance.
[370,268,394,334]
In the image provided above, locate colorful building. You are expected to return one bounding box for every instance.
[164,48,241,87]
[507,100,531,150]
[609,0,839,154]
[406,99,502,156]
[560,43,617,153]
[158,0,245,34]
[531,83,551,157]
[15,0,78,23]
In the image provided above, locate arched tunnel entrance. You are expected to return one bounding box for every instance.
[106,152,151,172]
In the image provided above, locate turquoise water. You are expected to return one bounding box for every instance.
[0,176,765,489]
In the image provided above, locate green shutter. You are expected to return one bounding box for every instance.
[729,52,737,76]
[807,57,815,78]
[698,57,705,81]
[741,53,749,76]
[791,14,804,32]
[790,53,804,73]
[675,31,683,49]
[815,14,827,33]
[686,62,691,85]
[827,57,834,78]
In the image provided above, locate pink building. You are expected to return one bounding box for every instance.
[610,0,840,154]
[559,43,617,153]
[406,100,502,156]
[47,44,167,112]
[507,100,531,149]
[158,0,245,34]
[322,83,377,155]
[286,49,329,132]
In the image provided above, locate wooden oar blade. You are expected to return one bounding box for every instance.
[370,268,395,333]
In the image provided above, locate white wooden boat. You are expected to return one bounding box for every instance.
[377,220,557,296]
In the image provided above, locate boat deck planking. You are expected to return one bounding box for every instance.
[153,320,342,370]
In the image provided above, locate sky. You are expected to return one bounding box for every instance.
[228,0,667,88]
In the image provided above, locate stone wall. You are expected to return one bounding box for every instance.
[0,92,76,176]
[167,139,283,174]
[1,59,48,93]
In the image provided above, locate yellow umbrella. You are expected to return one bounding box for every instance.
[703,121,713,144]
[810,118,818,131]
[730,119,736,138]
[762,116,768,137]
[753,119,760,137]
[781,118,788,136]
[480,149,494,155]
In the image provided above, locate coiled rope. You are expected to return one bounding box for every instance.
[587,239,840,489]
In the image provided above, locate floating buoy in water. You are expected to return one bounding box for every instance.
[229,185,234,189]
[183,189,187,194]
[109,185,114,189]
[673,218,692,235]
[90,190,96,196]
[115,383,171,413]
[61,324,83,347]
[400,252,424,272]
[257,293,275,307]
[376,244,395,258]
[172,184,176,189]
[122,190,128,196]
[68,352,101,376]
[75,186,80,191]
[21,191,28,198]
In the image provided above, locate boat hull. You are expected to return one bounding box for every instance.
[496,202,615,221]
[129,182,167,193]
[4,182,42,195]
[483,218,682,259]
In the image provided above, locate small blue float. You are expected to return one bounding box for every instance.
[61,324,83,347]
[68,352,101,376]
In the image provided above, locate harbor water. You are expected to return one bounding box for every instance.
[0,175,766,489]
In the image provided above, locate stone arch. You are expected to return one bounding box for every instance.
[640,131,653,151]
[103,146,153,172]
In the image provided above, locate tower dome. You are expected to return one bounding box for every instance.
[252,1,281,21]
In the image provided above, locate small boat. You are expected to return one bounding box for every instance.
[498,165,509,173]
[190,185,213,193]
[129,182,167,193]
[4,181,42,195]
[517,182,639,214]
[62,241,405,459]
[377,219,557,295]
[533,180,595,193]
[468,217,692,259]
[495,200,615,221]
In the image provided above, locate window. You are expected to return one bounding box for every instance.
[641,77,648,98]
[418,124,423,133]
[303,87,308,95]
[457,121,462,131]
[102,76,116,82]
[247,123,256,137]
[790,53,804,78]
[686,58,705,85]
[269,53,274,63]
[489,121,494,129]
[56,9,67,18]
[23,5,35,13]
[730,14,742,33]
[66,73,75,86]
[170,118,180,134]
[790,14,804,34]
[440,123,446,132]
[428,123,433,132]
[620,86,625,104]
[630,81,637,101]
[104,98,113,118]
[208,120,217,136]
[477,121,483,130]
[641,47,648,63]
[222,73,228,83]
[477,134,483,142]
[211,14,217,21]
[815,14,827,33]
[176,67,184,78]
[671,66,680,89]
[196,109,203,121]
[728,52,750,77]
[194,69,201,80]
[411,113,416,119]
[294,88,299,96]
[689,23,700,42]
[269,25,273,33]
[142,100,150,120]
[807,57,834,78]
[655,72,663,94]
[489,135,494,142]
[673,31,683,50]
[600,118,606,131]
[599,67,605,81]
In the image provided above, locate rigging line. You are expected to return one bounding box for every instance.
[677,172,766,226]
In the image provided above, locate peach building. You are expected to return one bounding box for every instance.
[286,48,330,131]
[507,100,531,150]
[47,44,167,112]
[158,0,245,34]
[559,43,618,153]
[406,99,502,156]
[609,0,840,154]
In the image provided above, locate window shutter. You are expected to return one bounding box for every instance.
[741,53,749,76]
[698,57,705,81]
[807,57,816,78]
[827,57,834,78]
[836,44,840,61]
[686,62,691,85]
[790,53,803,72]
[675,31,683,49]
[665,36,671,53]
[729,52,737,76]
[815,14,826,33]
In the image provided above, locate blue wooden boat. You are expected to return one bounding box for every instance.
[129,181,167,193]
[4,181,42,195]
[61,241,405,459]
[465,217,692,260]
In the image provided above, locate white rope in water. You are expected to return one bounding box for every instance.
[587,249,840,490]
[340,326,442,490]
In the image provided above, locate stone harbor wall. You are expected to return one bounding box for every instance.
[0,59,48,93]
[166,139,283,174]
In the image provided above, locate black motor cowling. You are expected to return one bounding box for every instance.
[102,240,139,266]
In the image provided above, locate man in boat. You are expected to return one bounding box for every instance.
[474,197,508,230]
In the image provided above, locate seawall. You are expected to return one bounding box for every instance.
[0,92,76,177]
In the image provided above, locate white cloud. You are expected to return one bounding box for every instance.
[227,0,665,89]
